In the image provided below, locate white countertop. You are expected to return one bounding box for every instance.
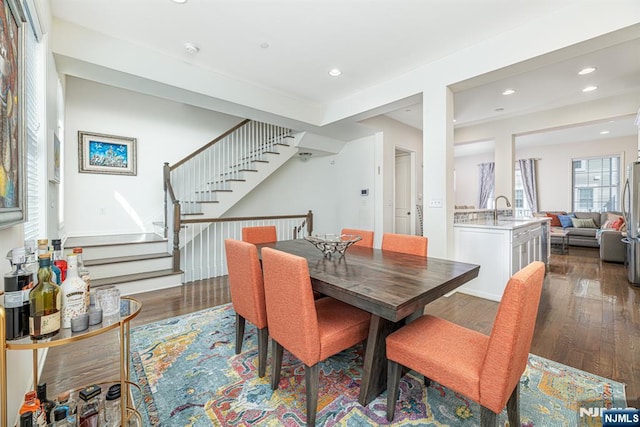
[453,216,550,230]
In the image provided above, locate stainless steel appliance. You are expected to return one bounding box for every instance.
[622,160,640,285]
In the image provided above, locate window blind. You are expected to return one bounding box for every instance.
[23,15,44,243]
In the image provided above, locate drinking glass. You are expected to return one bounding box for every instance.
[97,287,121,316]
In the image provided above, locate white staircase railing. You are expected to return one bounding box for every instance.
[169,119,294,215]
[180,212,313,282]
[163,119,306,281]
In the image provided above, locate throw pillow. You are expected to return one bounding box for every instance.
[546,213,562,227]
[607,213,624,223]
[571,217,597,228]
[612,217,625,231]
[602,219,616,229]
[558,214,576,228]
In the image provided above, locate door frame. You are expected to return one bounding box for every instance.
[394,146,417,235]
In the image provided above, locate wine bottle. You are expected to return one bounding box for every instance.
[29,254,61,340]
[61,254,87,329]
[3,247,31,340]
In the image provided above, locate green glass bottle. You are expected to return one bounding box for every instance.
[29,254,61,340]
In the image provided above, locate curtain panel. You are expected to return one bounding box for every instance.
[478,162,495,209]
[518,158,538,213]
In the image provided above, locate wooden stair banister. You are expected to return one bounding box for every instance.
[170,119,250,171]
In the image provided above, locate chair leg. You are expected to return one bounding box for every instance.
[235,313,246,355]
[257,327,268,378]
[423,376,431,387]
[270,339,284,390]
[506,383,520,426]
[386,360,402,422]
[305,364,319,427]
[480,406,498,427]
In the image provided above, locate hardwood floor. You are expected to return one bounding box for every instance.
[40,246,640,410]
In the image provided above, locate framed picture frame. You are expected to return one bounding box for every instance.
[49,133,61,184]
[78,131,137,176]
[0,0,26,230]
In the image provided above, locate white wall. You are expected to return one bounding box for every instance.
[63,77,243,237]
[224,135,377,237]
[517,136,637,211]
[454,151,494,207]
[359,116,423,238]
[452,136,637,211]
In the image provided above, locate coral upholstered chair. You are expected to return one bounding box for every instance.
[261,247,371,427]
[242,225,277,245]
[381,233,428,257]
[224,239,269,377]
[341,228,374,248]
[385,261,545,426]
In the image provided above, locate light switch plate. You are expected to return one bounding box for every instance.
[429,199,443,208]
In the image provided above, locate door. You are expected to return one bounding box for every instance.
[395,152,413,234]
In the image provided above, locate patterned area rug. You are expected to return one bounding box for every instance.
[129,303,626,426]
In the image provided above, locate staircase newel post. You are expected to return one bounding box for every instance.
[173,200,181,272]
[307,210,313,235]
[163,163,170,238]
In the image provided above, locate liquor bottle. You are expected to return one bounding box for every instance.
[52,407,70,426]
[61,254,87,329]
[19,391,46,426]
[53,390,77,426]
[73,247,91,310]
[19,411,33,427]
[37,239,61,285]
[29,254,61,340]
[52,239,67,282]
[78,384,103,427]
[36,382,56,424]
[3,247,31,340]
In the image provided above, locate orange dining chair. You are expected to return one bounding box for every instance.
[341,228,374,248]
[385,261,545,426]
[242,225,277,245]
[381,232,428,257]
[261,247,371,427]
[224,239,269,377]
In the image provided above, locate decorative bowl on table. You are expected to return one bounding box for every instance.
[304,234,362,258]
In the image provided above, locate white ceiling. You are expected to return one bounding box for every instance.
[49,0,640,145]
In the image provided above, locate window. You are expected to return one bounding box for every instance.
[514,167,531,217]
[572,155,620,212]
[23,5,45,243]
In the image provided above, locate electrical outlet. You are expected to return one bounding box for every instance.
[428,199,443,208]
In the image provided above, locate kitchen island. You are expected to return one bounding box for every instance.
[453,217,550,301]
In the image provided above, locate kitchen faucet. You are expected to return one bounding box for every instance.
[493,195,512,221]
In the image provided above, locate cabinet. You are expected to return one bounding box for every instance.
[454,218,549,301]
[0,296,142,426]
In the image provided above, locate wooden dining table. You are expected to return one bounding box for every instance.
[256,239,480,406]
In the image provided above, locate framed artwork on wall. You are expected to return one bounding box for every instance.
[49,133,61,183]
[78,131,137,176]
[0,0,26,229]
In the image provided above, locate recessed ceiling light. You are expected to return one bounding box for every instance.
[502,89,515,96]
[600,130,610,135]
[172,0,187,3]
[184,42,199,54]
[260,42,270,49]
[578,67,596,75]
[328,68,342,77]
[582,85,598,93]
